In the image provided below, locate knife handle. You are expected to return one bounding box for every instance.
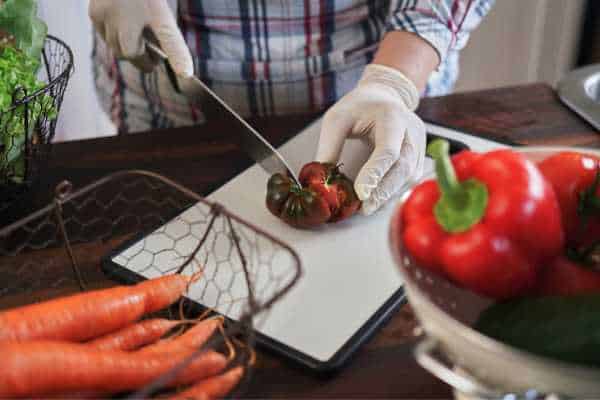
[143,33,182,94]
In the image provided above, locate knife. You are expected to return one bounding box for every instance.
[144,40,301,186]
[144,41,471,184]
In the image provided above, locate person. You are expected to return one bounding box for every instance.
[89,0,494,215]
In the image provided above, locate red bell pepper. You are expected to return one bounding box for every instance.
[537,151,599,248]
[537,249,600,296]
[399,140,564,299]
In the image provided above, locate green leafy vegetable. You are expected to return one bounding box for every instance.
[0,0,47,59]
[476,294,600,366]
[0,0,54,184]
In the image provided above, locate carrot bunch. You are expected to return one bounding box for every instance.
[0,274,245,399]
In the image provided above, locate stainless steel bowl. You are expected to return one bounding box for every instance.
[390,147,600,399]
[558,64,600,131]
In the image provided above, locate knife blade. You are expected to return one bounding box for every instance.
[144,41,301,185]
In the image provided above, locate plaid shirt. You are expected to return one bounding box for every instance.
[93,0,494,134]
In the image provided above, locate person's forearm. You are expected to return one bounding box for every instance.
[372,31,440,93]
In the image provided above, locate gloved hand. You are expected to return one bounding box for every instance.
[316,64,426,215]
[89,0,194,77]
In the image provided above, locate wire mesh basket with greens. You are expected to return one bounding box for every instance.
[0,0,73,216]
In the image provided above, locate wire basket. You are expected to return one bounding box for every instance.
[0,170,302,398]
[0,35,74,218]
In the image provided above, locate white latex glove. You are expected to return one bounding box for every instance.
[89,0,194,77]
[316,64,426,215]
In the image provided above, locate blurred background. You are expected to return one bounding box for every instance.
[39,0,599,142]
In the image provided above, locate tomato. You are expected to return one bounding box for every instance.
[299,162,361,222]
[266,173,330,229]
[538,151,600,248]
[266,162,361,229]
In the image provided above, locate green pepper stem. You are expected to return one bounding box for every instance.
[427,140,465,207]
[427,139,488,233]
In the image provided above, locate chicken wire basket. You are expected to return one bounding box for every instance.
[0,35,73,220]
[0,170,302,398]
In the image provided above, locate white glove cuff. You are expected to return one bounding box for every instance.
[358,64,420,112]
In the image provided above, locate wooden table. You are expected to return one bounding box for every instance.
[10,83,600,399]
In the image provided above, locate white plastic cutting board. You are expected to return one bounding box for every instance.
[112,121,503,364]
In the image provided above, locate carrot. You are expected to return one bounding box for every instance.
[88,318,180,351]
[167,367,244,400]
[140,318,222,354]
[36,390,103,399]
[0,274,189,342]
[0,341,227,398]
[47,319,222,398]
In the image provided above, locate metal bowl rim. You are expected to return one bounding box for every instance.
[389,145,600,388]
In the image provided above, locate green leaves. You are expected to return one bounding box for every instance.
[0,46,42,108]
[0,47,55,184]
[0,0,47,59]
[0,0,54,183]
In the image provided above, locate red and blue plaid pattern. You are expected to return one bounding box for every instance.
[93,0,494,134]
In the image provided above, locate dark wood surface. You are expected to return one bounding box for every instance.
[417,83,600,148]
[4,83,600,399]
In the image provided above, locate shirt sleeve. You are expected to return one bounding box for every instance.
[387,0,495,65]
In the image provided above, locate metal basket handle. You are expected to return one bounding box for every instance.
[414,337,558,400]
